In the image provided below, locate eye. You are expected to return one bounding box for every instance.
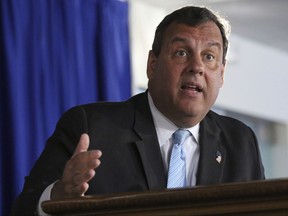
[204,53,215,61]
[175,50,188,57]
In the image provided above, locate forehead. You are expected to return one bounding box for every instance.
[163,21,223,46]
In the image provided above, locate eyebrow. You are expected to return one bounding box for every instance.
[170,36,222,49]
[207,41,222,49]
[170,36,188,44]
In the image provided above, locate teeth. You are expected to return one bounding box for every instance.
[182,85,202,92]
[183,85,197,90]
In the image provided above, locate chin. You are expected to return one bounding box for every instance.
[182,104,201,116]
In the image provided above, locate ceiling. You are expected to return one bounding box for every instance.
[137,0,288,52]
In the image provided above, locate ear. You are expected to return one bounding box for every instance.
[146,50,157,79]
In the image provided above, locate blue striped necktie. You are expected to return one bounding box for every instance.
[167,129,191,188]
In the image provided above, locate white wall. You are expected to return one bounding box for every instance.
[216,35,288,124]
[128,0,166,93]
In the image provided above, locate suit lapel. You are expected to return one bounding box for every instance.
[131,94,227,188]
[196,112,226,185]
[133,93,166,190]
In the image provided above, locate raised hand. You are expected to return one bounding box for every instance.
[51,133,102,199]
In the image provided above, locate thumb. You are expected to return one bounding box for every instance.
[72,133,90,157]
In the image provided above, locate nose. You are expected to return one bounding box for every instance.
[188,54,204,76]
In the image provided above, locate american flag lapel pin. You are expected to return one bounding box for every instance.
[216,150,222,164]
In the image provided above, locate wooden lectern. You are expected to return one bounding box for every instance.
[42,178,288,215]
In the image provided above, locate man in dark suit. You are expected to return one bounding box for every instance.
[12,6,265,215]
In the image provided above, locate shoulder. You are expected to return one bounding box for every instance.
[203,111,260,160]
[51,92,148,143]
[207,110,250,128]
[57,92,148,127]
[64,92,147,115]
[205,110,255,137]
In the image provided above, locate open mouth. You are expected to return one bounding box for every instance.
[181,84,203,92]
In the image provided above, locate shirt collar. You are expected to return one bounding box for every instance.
[147,92,200,145]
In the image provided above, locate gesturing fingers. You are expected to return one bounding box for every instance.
[71,169,95,196]
[69,150,101,173]
[63,149,102,193]
[73,167,96,186]
[72,133,90,158]
[52,133,102,199]
[63,152,100,197]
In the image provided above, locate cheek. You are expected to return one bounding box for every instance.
[218,70,225,87]
[206,74,224,93]
[217,74,224,88]
[208,62,219,71]
[209,64,225,88]
[155,63,177,82]
[152,56,184,87]
[213,77,223,91]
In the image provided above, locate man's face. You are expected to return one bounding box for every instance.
[147,21,225,127]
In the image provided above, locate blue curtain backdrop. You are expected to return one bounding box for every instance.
[0,0,131,215]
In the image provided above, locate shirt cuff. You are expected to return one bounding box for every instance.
[37,181,58,216]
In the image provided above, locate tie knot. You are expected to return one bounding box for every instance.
[172,129,191,146]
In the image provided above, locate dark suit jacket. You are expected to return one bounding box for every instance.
[11,92,265,215]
